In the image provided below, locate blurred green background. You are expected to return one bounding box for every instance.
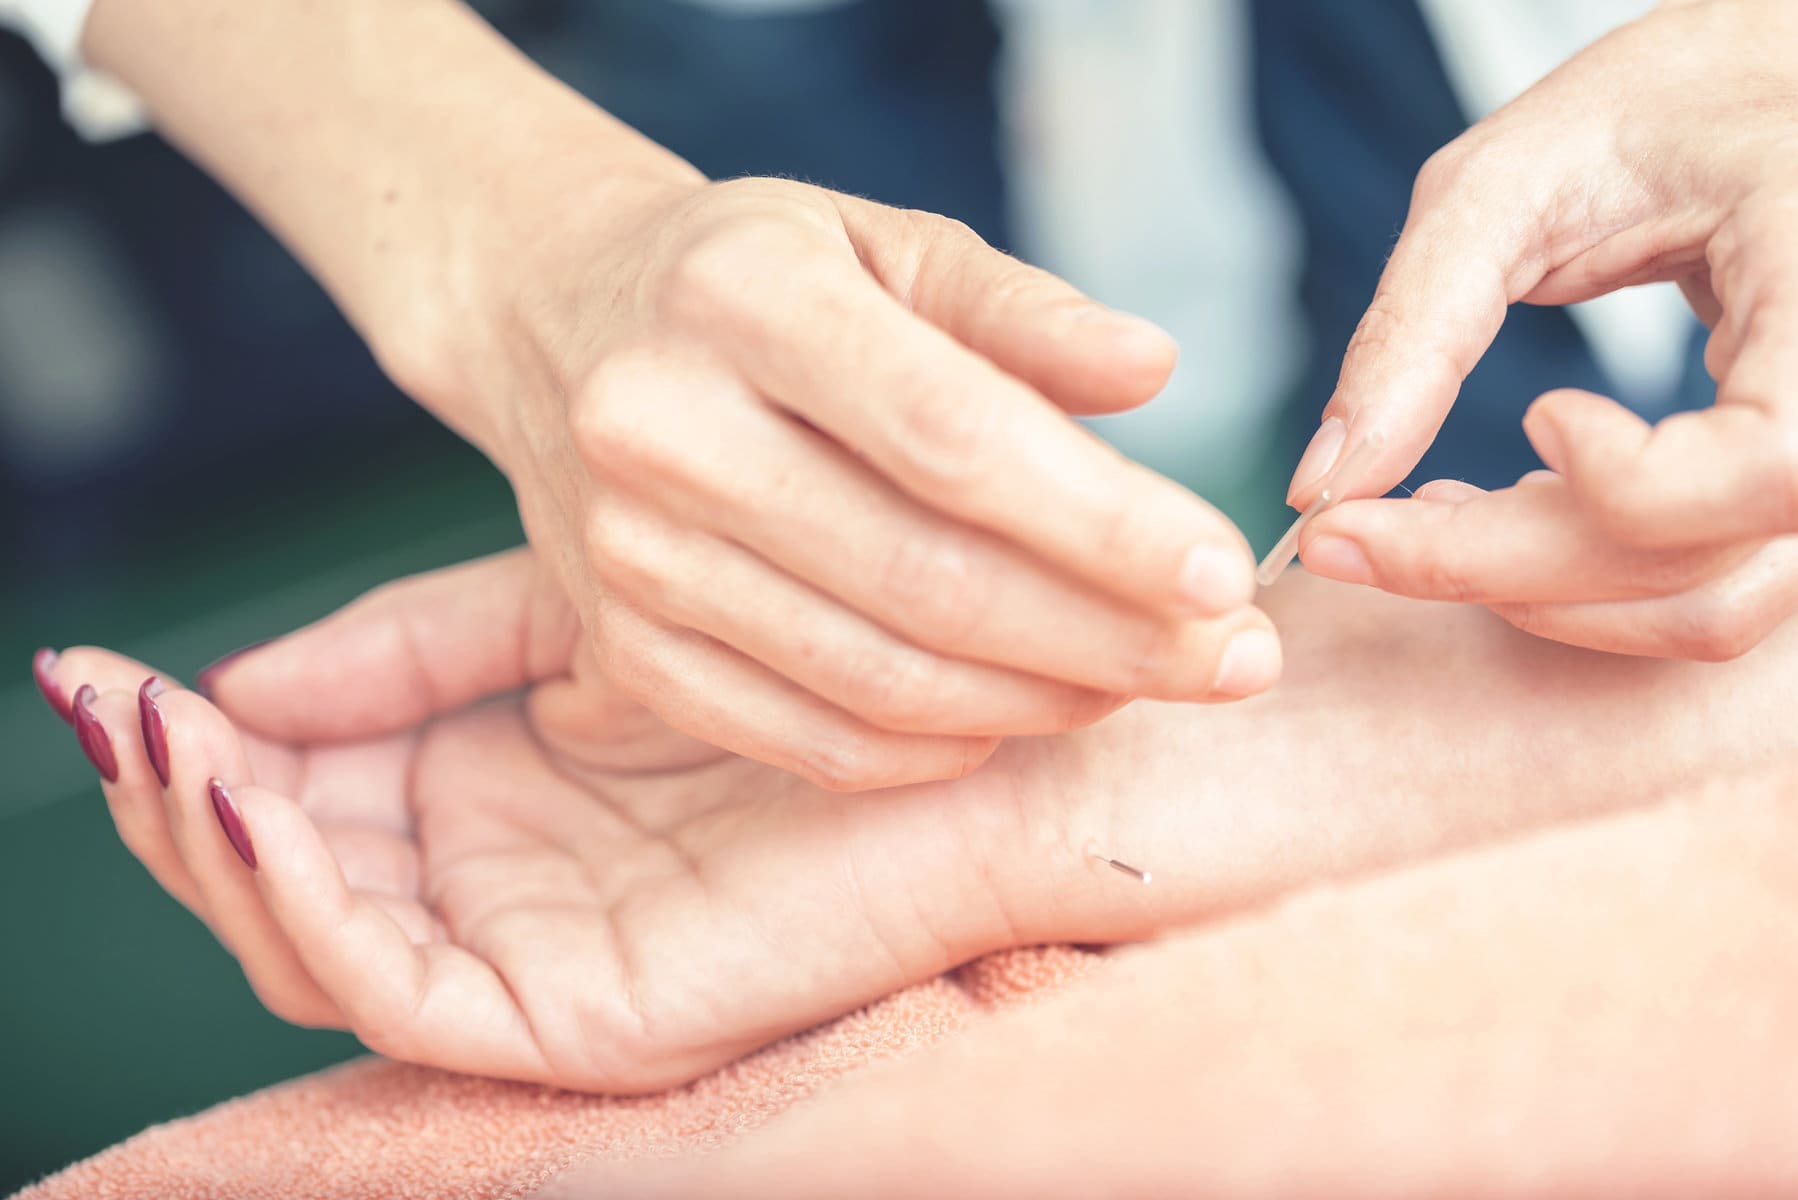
[0,435,527,1191]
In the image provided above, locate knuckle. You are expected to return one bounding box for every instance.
[1341,300,1406,377]
[660,217,802,325]
[570,352,681,482]
[1411,145,1472,206]
[890,379,1004,489]
[878,534,989,647]
[568,361,634,470]
[1411,550,1485,603]
[584,508,670,601]
[600,645,664,708]
[664,225,750,310]
[1120,619,1185,695]
[1089,491,1146,564]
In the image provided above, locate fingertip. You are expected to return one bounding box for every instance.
[1521,402,1571,476]
[32,647,72,725]
[72,684,120,783]
[194,639,273,702]
[1412,479,1485,504]
[1088,310,1179,384]
[154,686,242,761]
[1524,389,1645,471]
[139,676,171,788]
[956,735,1003,779]
[208,778,258,870]
[1209,625,1282,700]
[49,645,161,700]
[1044,313,1179,416]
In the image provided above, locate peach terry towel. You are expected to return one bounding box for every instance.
[13,945,1101,1200]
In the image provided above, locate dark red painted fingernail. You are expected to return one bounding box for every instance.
[209,779,257,869]
[194,640,271,701]
[33,648,73,725]
[72,684,119,782]
[139,676,170,787]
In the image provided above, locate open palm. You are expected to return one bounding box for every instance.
[49,551,1124,1092]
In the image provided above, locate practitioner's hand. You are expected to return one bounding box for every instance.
[444,174,1273,788]
[82,0,1274,793]
[38,554,1798,1091]
[1287,0,1798,659]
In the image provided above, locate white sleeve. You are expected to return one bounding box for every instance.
[0,0,146,141]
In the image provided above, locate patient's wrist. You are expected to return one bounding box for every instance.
[991,574,1798,941]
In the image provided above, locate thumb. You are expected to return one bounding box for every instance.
[199,548,581,742]
[1285,157,1525,510]
[843,196,1178,415]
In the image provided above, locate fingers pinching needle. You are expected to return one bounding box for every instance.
[1256,430,1388,588]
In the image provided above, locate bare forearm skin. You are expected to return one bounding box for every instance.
[979,570,1798,943]
[82,0,700,452]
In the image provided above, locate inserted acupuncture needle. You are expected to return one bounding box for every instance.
[1090,852,1152,885]
[1255,429,1388,588]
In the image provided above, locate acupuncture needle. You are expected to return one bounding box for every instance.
[1089,852,1152,885]
[1255,430,1388,588]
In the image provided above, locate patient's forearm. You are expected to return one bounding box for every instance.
[605,768,1798,1198]
[986,571,1798,938]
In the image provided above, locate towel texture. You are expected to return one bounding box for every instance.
[15,945,1101,1200]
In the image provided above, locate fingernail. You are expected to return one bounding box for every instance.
[1287,417,1347,506]
[209,779,257,869]
[1211,629,1282,698]
[194,640,270,701]
[139,676,170,788]
[33,647,72,725]
[1303,535,1374,585]
[72,684,119,782]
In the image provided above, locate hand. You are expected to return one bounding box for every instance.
[43,551,1798,1092]
[82,0,1276,793]
[438,172,1276,789]
[44,549,1223,1093]
[1285,0,1798,659]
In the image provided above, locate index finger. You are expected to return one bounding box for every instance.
[1285,159,1533,512]
[678,235,1256,618]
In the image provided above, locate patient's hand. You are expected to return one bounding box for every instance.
[40,552,1798,1091]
